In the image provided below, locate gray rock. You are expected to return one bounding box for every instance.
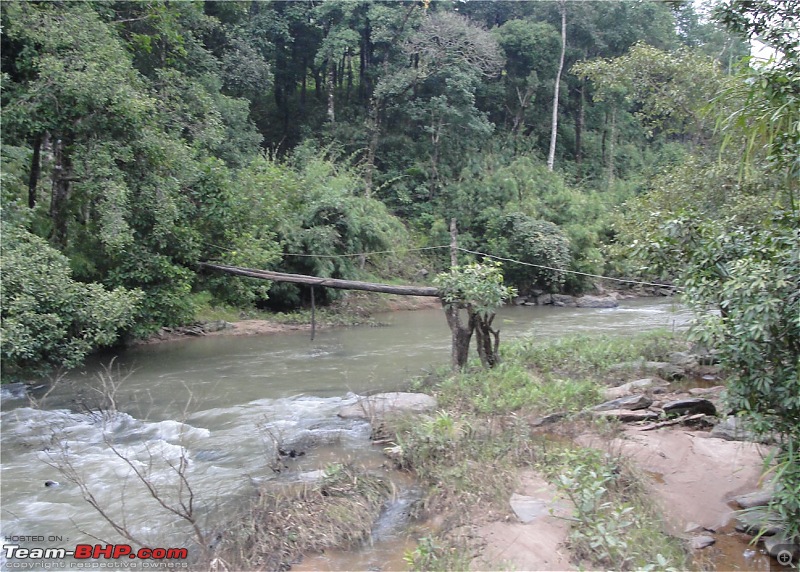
[688,386,725,396]
[575,295,619,308]
[684,522,704,534]
[764,533,800,560]
[668,351,698,367]
[593,394,653,412]
[735,489,774,509]
[663,398,717,416]
[734,508,784,536]
[512,296,528,306]
[536,293,553,305]
[690,535,716,550]
[658,363,687,380]
[604,378,660,400]
[203,320,235,333]
[593,409,660,422]
[530,411,568,427]
[551,294,577,307]
[338,392,437,420]
[710,416,758,442]
[510,494,549,523]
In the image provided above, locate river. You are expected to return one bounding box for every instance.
[0,298,691,570]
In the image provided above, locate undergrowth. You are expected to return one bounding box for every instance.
[395,330,690,571]
[215,463,391,571]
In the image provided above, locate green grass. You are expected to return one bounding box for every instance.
[508,329,687,379]
[437,362,603,415]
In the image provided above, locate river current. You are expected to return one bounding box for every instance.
[0,298,691,570]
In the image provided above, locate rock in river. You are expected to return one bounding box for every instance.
[593,394,653,412]
[338,392,437,420]
[662,398,716,416]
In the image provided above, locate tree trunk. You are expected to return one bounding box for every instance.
[607,106,617,187]
[300,56,307,111]
[474,313,500,368]
[364,100,380,198]
[547,0,566,172]
[444,302,475,371]
[327,57,335,123]
[28,133,43,209]
[50,137,71,249]
[575,79,585,176]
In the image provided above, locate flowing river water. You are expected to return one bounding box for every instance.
[1,298,695,570]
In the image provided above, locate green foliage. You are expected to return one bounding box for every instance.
[438,362,601,416]
[1,226,142,379]
[511,330,682,378]
[486,213,571,292]
[545,447,687,571]
[434,261,516,320]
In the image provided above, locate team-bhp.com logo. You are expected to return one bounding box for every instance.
[4,543,188,562]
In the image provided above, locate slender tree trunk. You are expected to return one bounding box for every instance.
[607,107,617,187]
[364,100,380,198]
[28,134,43,209]
[575,79,585,176]
[50,137,71,249]
[547,0,567,172]
[326,57,335,123]
[300,56,308,111]
[346,48,353,103]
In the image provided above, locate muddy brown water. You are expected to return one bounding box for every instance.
[0,299,764,570]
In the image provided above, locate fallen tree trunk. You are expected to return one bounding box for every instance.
[199,263,440,297]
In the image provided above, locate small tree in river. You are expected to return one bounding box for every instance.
[434,262,517,371]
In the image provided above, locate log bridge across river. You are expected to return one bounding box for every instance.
[199,262,440,297]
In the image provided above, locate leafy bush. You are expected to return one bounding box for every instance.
[1,226,142,379]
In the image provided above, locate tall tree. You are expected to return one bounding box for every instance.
[547,0,567,172]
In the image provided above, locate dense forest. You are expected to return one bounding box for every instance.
[1,0,796,382]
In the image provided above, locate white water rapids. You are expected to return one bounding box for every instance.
[0,299,692,570]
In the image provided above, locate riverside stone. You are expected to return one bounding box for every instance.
[662,398,716,416]
[735,489,774,509]
[338,392,437,419]
[575,295,619,308]
[710,416,758,442]
[593,409,660,422]
[593,394,653,412]
[604,378,659,400]
[690,536,716,550]
[734,508,784,536]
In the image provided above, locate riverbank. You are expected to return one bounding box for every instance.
[137,292,443,345]
[352,331,774,572]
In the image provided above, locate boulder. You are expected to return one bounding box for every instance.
[593,394,653,412]
[338,392,437,420]
[658,363,687,380]
[764,533,800,561]
[710,416,759,442]
[551,294,577,307]
[604,378,660,400]
[690,536,716,550]
[735,489,774,509]
[576,295,619,309]
[663,398,717,416]
[734,508,784,536]
[668,351,698,368]
[593,409,660,422]
[688,386,725,396]
[536,293,553,305]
